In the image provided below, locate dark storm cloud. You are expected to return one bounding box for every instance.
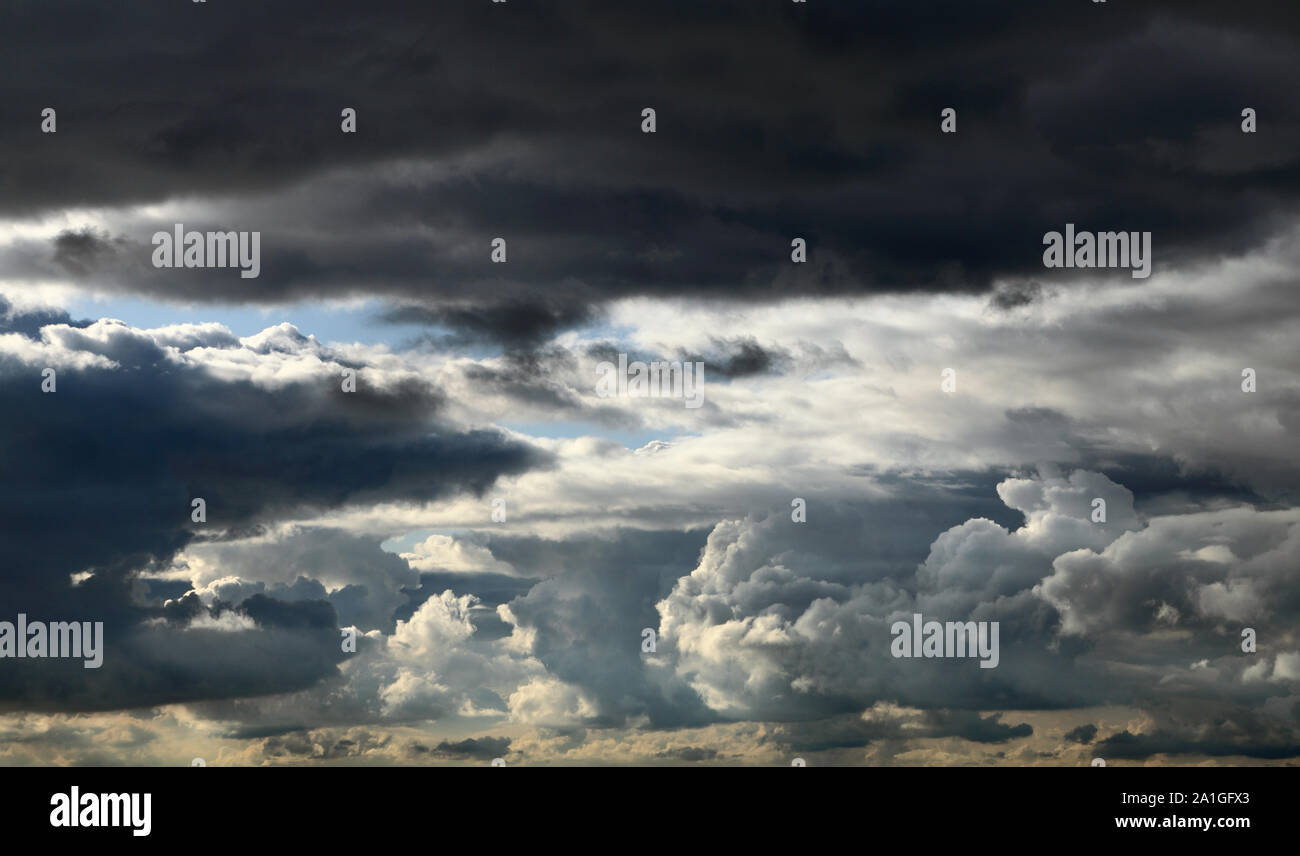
[0,296,87,338]
[223,724,309,741]
[446,345,647,429]
[680,337,792,379]
[585,336,791,381]
[1097,715,1300,761]
[655,746,719,762]
[988,281,1045,311]
[3,0,1298,343]
[1005,407,1069,425]
[1065,723,1099,745]
[772,710,1033,754]
[384,301,598,351]
[0,307,547,712]
[585,335,806,382]
[50,228,130,277]
[261,729,391,760]
[411,735,511,761]
[1078,452,1286,510]
[461,361,584,412]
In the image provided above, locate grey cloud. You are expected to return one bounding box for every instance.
[0,308,546,712]
[3,1,1298,345]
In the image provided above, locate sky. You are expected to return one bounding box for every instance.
[1,0,1298,766]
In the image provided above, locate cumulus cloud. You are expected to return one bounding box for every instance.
[654,469,1299,753]
[2,0,1298,763]
[0,308,544,713]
